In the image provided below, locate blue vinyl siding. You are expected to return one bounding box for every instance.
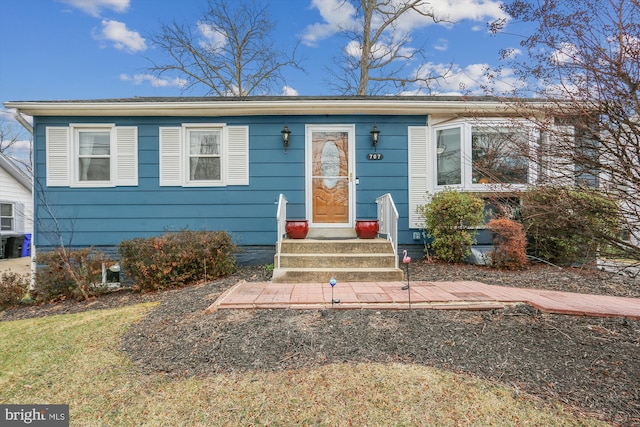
[33,114,426,251]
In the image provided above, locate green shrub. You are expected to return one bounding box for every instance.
[521,186,622,265]
[34,248,114,302]
[0,271,30,309]
[487,218,528,270]
[119,230,237,292]
[417,189,486,263]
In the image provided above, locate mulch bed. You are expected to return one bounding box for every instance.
[2,261,639,426]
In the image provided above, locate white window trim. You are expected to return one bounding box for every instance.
[0,202,14,232]
[182,123,226,187]
[70,123,116,188]
[432,119,538,192]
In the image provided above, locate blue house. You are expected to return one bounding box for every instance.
[5,96,541,272]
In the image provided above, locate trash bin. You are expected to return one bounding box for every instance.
[5,236,25,259]
[22,234,32,257]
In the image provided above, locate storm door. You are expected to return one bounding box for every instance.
[306,125,355,227]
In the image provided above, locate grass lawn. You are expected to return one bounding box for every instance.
[0,304,609,426]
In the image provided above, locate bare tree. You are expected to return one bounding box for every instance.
[490,0,640,260]
[0,115,32,171]
[147,0,302,96]
[328,0,451,95]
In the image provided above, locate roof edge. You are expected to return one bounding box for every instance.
[4,96,538,117]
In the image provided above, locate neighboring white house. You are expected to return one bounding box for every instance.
[0,152,33,258]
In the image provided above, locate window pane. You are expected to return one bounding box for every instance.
[190,157,221,181]
[79,131,110,155]
[79,158,110,181]
[472,127,528,184]
[190,131,220,155]
[436,127,461,185]
[1,218,12,231]
[0,203,12,217]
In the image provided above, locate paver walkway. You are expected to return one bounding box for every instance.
[206,280,640,319]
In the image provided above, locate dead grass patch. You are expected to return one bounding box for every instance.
[0,304,608,426]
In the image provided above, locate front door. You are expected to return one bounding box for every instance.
[306,125,355,227]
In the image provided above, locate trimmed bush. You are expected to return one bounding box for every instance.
[119,230,237,292]
[0,271,30,309]
[487,218,528,270]
[521,186,622,265]
[34,248,114,302]
[418,189,486,263]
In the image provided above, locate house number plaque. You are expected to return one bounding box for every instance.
[367,153,383,160]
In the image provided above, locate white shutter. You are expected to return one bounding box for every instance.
[543,126,575,186]
[408,126,428,228]
[226,126,249,185]
[46,127,70,186]
[159,127,182,186]
[14,203,24,233]
[115,126,138,186]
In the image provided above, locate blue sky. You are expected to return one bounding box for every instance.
[0,0,527,103]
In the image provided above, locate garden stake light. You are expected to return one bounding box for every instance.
[401,250,411,309]
[329,278,340,307]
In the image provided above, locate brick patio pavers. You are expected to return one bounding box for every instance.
[205,280,640,319]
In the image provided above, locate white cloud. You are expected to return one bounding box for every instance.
[281,85,299,96]
[95,19,146,53]
[120,74,187,88]
[58,0,130,17]
[344,38,414,61]
[302,0,357,46]
[551,42,580,65]
[412,62,524,95]
[408,0,506,28]
[303,0,507,47]
[197,22,227,51]
[434,38,448,51]
[501,47,522,59]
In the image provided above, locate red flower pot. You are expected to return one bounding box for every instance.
[285,220,309,239]
[355,220,379,239]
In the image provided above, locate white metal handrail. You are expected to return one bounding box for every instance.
[276,194,288,269]
[376,193,399,268]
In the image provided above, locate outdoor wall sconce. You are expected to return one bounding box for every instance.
[281,125,291,152]
[370,124,380,147]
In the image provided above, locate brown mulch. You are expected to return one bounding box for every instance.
[2,261,639,426]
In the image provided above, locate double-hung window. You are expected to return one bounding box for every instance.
[433,120,535,191]
[1,203,14,231]
[188,128,222,183]
[77,128,112,183]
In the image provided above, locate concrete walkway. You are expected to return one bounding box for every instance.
[205,280,640,319]
[0,257,31,275]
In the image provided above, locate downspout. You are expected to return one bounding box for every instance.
[12,108,36,289]
[12,109,33,134]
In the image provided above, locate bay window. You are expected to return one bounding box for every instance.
[433,121,534,190]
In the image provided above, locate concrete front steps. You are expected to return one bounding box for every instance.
[272,237,404,283]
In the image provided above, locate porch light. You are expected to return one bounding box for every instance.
[370,124,380,147]
[281,125,291,152]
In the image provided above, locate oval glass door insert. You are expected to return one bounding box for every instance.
[321,141,340,188]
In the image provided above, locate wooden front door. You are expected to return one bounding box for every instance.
[306,126,354,226]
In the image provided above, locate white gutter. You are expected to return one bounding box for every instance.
[3,98,525,117]
[12,109,33,134]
